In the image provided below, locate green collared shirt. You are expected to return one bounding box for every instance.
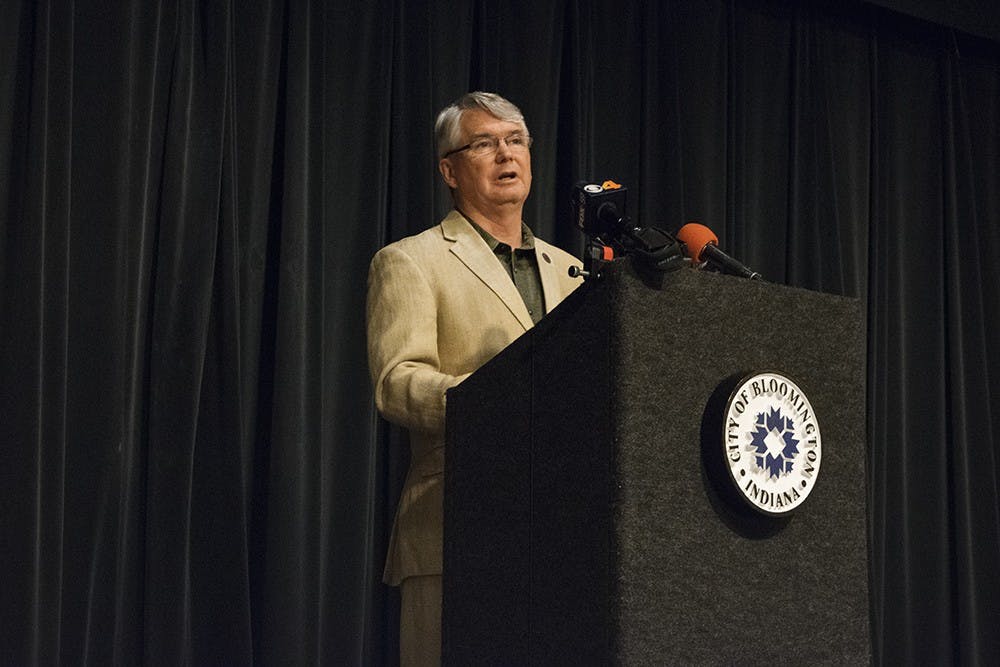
[467,218,546,325]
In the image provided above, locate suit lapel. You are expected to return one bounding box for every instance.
[442,211,534,330]
[535,239,565,316]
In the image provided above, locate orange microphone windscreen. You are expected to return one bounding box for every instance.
[675,222,719,262]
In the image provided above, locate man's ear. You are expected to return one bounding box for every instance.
[439,158,458,189]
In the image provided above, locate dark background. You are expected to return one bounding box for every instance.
[1,0,997,664]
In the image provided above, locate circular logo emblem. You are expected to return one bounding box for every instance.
[583,183,604,193]
[723,372,821,516]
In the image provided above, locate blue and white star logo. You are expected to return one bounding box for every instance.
[749,408,800,479]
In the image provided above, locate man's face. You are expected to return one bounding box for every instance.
[438,108,532,216]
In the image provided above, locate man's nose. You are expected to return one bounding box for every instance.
[494,138,514,160]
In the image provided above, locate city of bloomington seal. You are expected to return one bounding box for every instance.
[723,372,821,516]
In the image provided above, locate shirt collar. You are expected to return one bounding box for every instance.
[460,212,536,251]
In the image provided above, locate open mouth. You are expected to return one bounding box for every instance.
[497,171,518,181]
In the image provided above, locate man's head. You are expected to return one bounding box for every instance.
[436,92,533,220]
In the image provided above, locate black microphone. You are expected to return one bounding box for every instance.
[571,180,629,237]
[676,222,762,280]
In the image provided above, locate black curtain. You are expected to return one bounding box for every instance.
[1,0,997,664]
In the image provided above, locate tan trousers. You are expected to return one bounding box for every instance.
[400,574,441,667]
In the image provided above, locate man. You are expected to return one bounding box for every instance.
[366,92,582,665]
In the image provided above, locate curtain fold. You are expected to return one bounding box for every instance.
[1,1,998,664]
[1,1,74,663]
[940,36,1000,664]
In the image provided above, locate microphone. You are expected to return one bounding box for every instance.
[571,180,629,237]
[676,222,762,280]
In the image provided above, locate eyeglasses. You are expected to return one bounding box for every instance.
[444,132,533,158]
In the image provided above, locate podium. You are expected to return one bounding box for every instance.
[443,262,870,664]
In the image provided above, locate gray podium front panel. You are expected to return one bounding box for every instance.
[444,263,870,665]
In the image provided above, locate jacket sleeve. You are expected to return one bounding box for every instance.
[366,244,469,435]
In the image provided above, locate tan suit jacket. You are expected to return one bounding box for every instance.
[366,210,582,585]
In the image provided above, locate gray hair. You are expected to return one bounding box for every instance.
[434,92,528,159]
